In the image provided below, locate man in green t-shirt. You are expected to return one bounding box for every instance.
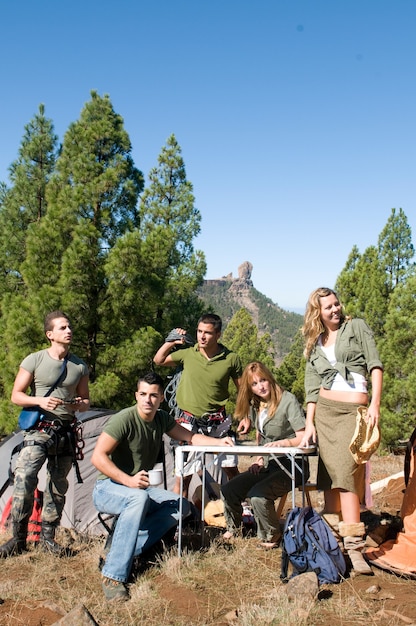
[91,371,234,602]
[0,310,90,559]
[154,313,250,496]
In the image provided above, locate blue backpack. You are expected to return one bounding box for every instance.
[281,506,346,584]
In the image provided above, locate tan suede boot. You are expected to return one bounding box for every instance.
[338,521,373,575]
[321,513,342,533]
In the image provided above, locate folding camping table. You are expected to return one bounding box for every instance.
[176,443,316,556]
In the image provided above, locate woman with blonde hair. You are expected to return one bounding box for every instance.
[301,287,383,573]
[221,361,308,548]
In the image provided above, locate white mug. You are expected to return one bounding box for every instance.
[148,469,163,486]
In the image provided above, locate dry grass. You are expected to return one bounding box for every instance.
[0,452,414,626]
[1,528,415,626]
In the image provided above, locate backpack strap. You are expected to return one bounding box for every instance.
[280,539,290,581]
[25,355,68,406]
[0,357,71,497]
[44,356,68,398]
[2,436,57,494]
[0,443,24,499]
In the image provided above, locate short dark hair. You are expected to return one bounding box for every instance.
[44,310,70,333]
[137,371,164,392]
[197,313,222,332]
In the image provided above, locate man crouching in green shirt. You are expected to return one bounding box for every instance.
[91,371,234,602]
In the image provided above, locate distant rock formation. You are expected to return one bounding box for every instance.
[198,261,303,364]
[227,263,256,323]
[227,262,253,293]
[237,261,253,281]
[203,262,257,324]
[204,262,254,290]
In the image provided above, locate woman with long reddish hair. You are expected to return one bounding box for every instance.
[221,361,307,548]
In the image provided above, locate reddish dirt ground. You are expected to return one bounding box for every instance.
[0,457,414,626]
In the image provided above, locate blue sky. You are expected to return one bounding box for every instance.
[1,1,415,312]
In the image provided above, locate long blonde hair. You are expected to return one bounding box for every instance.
[302,287,346,359]
[234,361,283,419]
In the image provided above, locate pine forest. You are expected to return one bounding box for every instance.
[0,93,415,449]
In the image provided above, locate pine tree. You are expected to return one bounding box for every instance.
[138,134,206,332]
[22,93,143,368]
[335,245,361,310]
[334,208,415,446]
[275,330,306,404]
[0,93,145,414]
[222,308,275,370]
[353,246,388,338]
[378,208,415,291]
[0,104,57,293]
[0,106,58,431]
[379,274,416,445]
[335,208,415,340]
[0,99,212,426]
[222,308,275,418]
[335,245,387,336]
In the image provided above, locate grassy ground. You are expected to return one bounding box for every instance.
[0,452,414,626]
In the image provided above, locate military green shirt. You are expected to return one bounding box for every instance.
[253,390,306,444]
[170,344,243,416]
[20,349,88,422]
[304,318,383,404]
[251,390,306,468]
[98,405,176,479]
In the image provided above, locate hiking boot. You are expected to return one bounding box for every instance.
[339,521,373,576]
[39,522,67,556]
[347,547,373,575]
[0,521,28,558]
[102,576,129,602]
[0,536,27,558]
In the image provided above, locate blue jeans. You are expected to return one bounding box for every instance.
[93,479,190,583]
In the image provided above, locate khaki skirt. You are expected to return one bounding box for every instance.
[315,396,365,499]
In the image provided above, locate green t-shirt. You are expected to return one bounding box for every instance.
[99,405,176,478]
[170,344,243,416]
[20,349,88,422]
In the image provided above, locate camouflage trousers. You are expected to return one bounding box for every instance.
[11,430,73,525]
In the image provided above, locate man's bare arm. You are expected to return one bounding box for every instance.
[153,328,188,366]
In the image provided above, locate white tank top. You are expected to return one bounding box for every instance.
[318,338,367,393]
[258,406,269,434]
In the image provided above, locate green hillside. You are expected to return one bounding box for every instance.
[250,287,303,358]
[197,279,303,363]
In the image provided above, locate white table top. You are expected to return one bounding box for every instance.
[178,444,316,455]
